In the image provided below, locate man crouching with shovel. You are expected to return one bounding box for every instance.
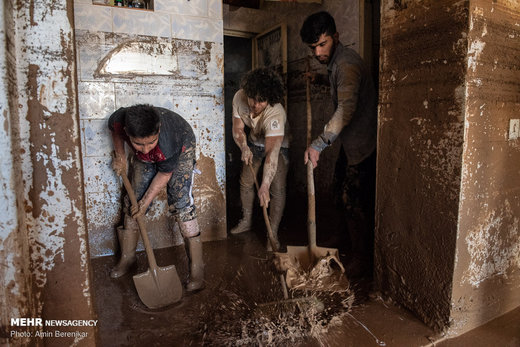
[108,104,204,292]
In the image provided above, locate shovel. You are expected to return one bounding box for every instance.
[284,59,345,275]
[249,164,289,300]
[120,172,183,309]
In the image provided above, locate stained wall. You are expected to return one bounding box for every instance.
[377,0,520,333]
[1,0,96,345]
[450,0,520,335]
[73,0,226,257]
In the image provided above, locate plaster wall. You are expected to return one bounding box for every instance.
[376,0,468,331]
[74,0,226,258]
[1,0,96,345]
[0,0,36,341]
[450,0,520,335]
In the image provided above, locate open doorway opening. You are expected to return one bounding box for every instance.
[224,34,253,228]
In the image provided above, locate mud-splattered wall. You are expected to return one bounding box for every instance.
[376,0,467,331]
[1,0,96,345]
[74,0,226,258]
[450,0,520,335]
[377,0,520,333]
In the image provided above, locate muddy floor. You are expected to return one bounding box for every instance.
[91,226,520,346]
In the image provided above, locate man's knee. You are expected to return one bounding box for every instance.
[170,205,197,224]
[172,206,199,238]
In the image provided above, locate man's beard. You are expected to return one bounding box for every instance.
[315,42,336,65]
[316,55,329,64]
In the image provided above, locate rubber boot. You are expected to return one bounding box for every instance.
[110,225,138,278]
[186,235,205,292]
[230,208,253,234]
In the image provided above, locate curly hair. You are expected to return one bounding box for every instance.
[240,68,284,106]
[124,104,160,138]
[300,11,337,44]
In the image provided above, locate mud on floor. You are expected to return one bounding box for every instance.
[91,232,355,346]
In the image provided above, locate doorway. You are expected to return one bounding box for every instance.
[224,34,253,228]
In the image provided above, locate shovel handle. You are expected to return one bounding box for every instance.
[248,164,279,252]
[307,161,316,248]
[120,173,159,270]
[306,58,312,147]
[248,164,289,300]
[305,58,317,249]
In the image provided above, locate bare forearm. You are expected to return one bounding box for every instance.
[262,146,280,188]
[232,126,248,151]
[141,171,172,206]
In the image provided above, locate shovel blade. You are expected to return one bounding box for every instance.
[286,245,345,272]
[133,264,183,309]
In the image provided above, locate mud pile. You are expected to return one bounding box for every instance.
[198,259,354,346]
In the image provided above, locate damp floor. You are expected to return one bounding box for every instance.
[91,228,520,346]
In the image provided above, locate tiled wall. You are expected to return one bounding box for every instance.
[74,0,226,257]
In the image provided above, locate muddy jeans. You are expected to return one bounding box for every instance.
[125,147,197,222]
[334,148,376,264]
[239,144,289,232]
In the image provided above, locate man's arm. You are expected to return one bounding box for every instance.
[232,116,253,165]
[131,171,173,218]
[258,135,283,207]
[111,130,127,175]
[305,63,362,168]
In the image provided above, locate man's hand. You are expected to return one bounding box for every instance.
[241,146,253,166]
[131,200,148,219]
[304,147,320,168]
[111,153,127,176]
[258,184,270,208]
[303,71,317,82]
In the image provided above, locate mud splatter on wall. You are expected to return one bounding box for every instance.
[377,0,520,334]
[450,0,520,336]
[74,0,226,257]
[1,0,96,345]
[376,0,468,332]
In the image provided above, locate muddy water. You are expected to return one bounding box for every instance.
[92,229,360,346]
[92,225,454,346]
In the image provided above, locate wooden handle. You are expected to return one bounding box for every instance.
[248,164,279,252]
[121,173,159,270]
[306,58,312,147]
[305,57,316,249]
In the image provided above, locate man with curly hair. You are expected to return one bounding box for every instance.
[230,68,290,251]
[108,104,204,292]
[300,11,377,278]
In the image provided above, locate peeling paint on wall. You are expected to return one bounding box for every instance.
[2,0,96,344]
[462,200,520,287]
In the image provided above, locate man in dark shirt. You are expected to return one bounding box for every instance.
[108,104,204,292]
[300,11,377,278]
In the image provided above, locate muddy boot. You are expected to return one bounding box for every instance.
[186,235,205,292]
[230,209,253,234]
[110,225,138,278]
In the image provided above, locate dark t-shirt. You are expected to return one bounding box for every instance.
[108,107,196,173]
